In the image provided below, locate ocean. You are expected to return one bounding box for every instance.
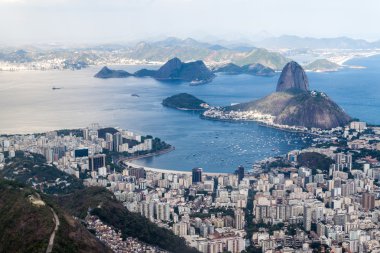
[1,55,379,172]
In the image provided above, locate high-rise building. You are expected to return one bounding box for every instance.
[192,167,203,184]
[303,205,312,231]
[362,192,375,211]
[83,128,89,140]
[88,154,106,171]
[105,133,113,151]
[113,132,123,152]
[74,148,88,158]
[128,167,146,179]
[335,153,352,171]
[156,202,170,221]
[235,165,244,182]
[234,208,245,230]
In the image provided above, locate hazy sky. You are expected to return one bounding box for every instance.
[1,0,379,44]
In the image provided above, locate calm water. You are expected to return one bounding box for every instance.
[1,56,380,172]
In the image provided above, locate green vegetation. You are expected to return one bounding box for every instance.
[162,93,208,110]
[190,207,235,218]
[0,152,84,194]
[0,179,53,253]
[297,152,334,174]
[304,59,340,72]
[50,187,200,253]
[234,48,289,70]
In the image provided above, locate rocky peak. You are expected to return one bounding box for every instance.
[155,57,183,79]
[276,61,309,92]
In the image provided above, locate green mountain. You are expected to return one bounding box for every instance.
[233,48,289,70]
[51,187,200,253]
[0,151,200,253]
[212,63,275,77]
[304,59,341,72]
[0,179,112,253]
[162,93,208,110]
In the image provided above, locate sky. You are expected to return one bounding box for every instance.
[0,0,379,45]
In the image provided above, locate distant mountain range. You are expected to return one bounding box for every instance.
[2,35,380,71]
[254,35,380,49]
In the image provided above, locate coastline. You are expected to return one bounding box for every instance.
[200,114,323,137]
[119,146,229,176]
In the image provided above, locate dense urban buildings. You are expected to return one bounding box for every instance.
[1,122,380,253]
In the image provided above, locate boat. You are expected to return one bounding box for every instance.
[131,94,140,97]
[52,86,62,90]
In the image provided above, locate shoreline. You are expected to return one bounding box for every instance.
[119,146,230,176]
[200,114,323,137]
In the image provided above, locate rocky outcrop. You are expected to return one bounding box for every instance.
[94,66,132,78]
[95,58,215,84]
[154,58,215,83]
[276,61,309,92]
[205,61,351,130]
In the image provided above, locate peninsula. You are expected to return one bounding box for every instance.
[203,61,351,130]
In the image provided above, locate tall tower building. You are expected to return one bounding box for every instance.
[235,165,245,182]
[234,208,245,230]
[303,205,313,231]
[192,167,203,184]
[362,192,375,211]
[88,154,106,171]
[113,132,123,152]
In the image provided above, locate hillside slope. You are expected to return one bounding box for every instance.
[51,187,200,253]
[0,179,111,253]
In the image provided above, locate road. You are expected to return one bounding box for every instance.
[46,207,60,253]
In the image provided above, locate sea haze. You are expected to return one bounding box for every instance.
[0,56,380,172]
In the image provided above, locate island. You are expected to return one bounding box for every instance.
[212,63,275,77]
[203,61,351,130]
[94,57,215,84]
[94,66,133,78]
[304,59,341,72]
[162,93,209,110]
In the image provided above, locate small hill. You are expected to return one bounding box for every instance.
[241,63,276,77]
[233,48,289,70]
[212,63,244,75]
[133,68,157,77]
[162,93,209,110]
[212,63,275,77]
[94,66,132,78]
[304,59,341,72]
